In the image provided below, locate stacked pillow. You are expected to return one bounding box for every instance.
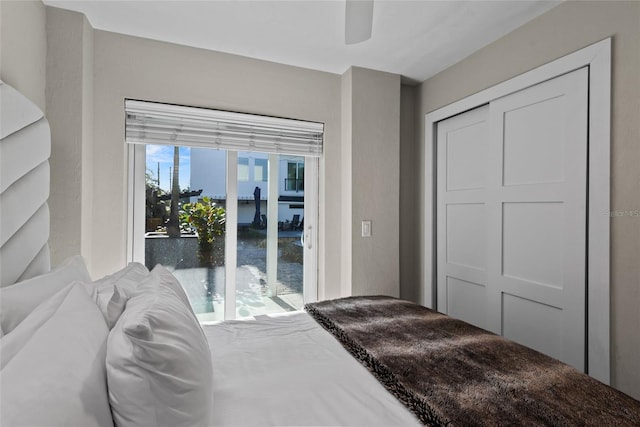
[106,265,214,427]
[0,257,213,427]
[0,282,113,427]
[90,262,150,328]
[0,256,153,335]
[0,255,91,334]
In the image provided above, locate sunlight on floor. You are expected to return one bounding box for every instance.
[170,267,303,322]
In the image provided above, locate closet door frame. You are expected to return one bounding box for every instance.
[423,38,611,384]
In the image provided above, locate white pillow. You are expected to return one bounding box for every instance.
[105,284,128,329]
[146,264,195,315]
[0,281,94,369]
[91,262,149,328]
[106,268,213,427]
[0,282,113,427]
[0,255,91,333]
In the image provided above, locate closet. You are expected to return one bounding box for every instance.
[436,67,588,370]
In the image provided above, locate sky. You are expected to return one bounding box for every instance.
[146,145,191,192]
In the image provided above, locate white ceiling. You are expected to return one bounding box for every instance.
[43,0,561,84]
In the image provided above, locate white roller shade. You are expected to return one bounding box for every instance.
[125,100,324,157]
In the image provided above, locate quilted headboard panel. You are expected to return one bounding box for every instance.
[0,81,51,286]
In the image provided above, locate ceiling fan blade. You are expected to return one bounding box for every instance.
[345,0,374,45]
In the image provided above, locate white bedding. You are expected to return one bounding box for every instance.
[204,311,421,427]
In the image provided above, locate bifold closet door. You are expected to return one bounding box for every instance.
[437,105,491,331]
[437,67,589,371]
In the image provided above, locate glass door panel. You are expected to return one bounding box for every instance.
[143,144,227,322]
[234,153,304,318]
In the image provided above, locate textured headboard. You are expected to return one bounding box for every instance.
[0,81,51,286]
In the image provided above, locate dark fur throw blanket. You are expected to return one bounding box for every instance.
[305,296,640,426]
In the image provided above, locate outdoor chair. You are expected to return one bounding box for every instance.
[290,214,300,230]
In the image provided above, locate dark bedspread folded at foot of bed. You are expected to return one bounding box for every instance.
[305,296,640,427]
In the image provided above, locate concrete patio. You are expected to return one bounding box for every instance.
[147,231,304,322]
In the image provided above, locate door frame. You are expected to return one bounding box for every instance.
[127,145,320,319]
[423,38,611,383]
[303,156,319,304]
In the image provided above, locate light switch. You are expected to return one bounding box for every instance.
[361,220,372,237]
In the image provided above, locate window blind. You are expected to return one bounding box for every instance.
[125,100,324,157]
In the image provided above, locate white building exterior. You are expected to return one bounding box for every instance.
[190,149,305,226]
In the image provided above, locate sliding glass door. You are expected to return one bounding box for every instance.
[129,143,318,321]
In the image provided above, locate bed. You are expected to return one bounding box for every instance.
[2,81,640,426]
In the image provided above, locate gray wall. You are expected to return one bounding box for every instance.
[399,84,418,302]
[45,7,94,267]
[0,0,47,112]
[342,67,401,297]
[411,0,640,399]
[340,69,353,297]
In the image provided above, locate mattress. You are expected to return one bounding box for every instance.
[203,311,421,426]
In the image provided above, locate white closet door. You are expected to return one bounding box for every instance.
[437,105,490,330]
[488,67,588,370]
[437,67,589,370]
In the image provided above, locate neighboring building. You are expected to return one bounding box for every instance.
[190,149,304,226]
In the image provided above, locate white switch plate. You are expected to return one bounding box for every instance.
[361,220,372,237]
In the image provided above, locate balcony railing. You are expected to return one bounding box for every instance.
[285,178,304,192]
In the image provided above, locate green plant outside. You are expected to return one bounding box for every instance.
[180,197,226,265]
